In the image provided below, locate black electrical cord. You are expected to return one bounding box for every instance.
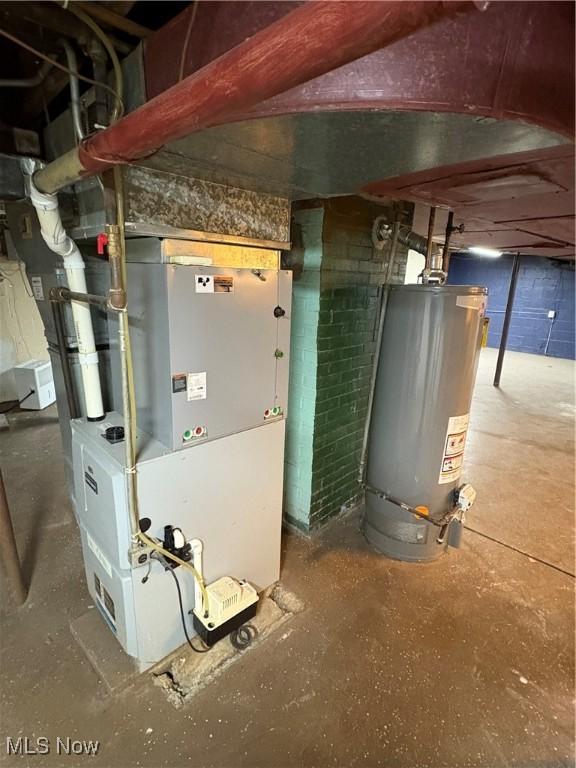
[166,566,210,654]
[0,389,35,415]
[230,624,258,651]
[464,525,575,579]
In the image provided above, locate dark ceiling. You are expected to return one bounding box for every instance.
[0,1,184,136]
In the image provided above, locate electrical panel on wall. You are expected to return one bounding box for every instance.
[110,261,292,451]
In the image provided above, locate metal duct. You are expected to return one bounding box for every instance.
[33,0,482,194]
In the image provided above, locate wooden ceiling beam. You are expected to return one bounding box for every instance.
[0,2,133,54]
[76,1,151,39]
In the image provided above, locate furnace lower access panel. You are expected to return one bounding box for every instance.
[72,414,285,664]
[110,263,292,451]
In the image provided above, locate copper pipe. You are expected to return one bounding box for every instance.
[106,224,127,310]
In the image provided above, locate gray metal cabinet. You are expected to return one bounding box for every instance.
[114,262,292,451]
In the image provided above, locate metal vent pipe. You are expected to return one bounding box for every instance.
[372,216,439,259]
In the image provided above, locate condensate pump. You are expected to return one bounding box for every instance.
[189,540,259,647]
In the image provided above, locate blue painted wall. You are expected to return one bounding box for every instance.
[448,254,575,360]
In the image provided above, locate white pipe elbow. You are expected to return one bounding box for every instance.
[27,174,104,421]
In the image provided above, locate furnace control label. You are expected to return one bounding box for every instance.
[187,371,207,401]
[195,275,234,293]
[438,413,469,484]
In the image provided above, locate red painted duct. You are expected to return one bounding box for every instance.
[34,0,482,194]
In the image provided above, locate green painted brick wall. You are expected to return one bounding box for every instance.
[283,208,323,531]
[284,197,412,533]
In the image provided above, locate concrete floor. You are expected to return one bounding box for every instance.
[1,348,574,767]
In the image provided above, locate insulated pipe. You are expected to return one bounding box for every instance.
[28,177,104,420]
[33,0,482,194]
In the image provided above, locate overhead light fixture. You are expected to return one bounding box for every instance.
[468,246,503,258]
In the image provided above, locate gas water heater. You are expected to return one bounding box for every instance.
[364,284,487,562]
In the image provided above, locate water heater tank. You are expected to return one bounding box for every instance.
[364,284,487,562]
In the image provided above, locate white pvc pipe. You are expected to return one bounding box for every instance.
[28,178,104,421]
[189,539,205,615]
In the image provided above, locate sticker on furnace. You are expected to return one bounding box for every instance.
[187,372,207,401]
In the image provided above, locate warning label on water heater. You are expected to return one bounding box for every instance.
[438,413,469,485]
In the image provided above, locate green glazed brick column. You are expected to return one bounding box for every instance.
[283,208,324,531]
[284,197,412,533]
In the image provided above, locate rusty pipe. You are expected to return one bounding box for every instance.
[0,469,27,607]
[33,0,482,194]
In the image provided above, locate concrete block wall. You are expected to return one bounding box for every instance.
[448,254,575,359]
[284,197,411,533]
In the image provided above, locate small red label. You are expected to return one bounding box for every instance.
[97,233,109,255]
